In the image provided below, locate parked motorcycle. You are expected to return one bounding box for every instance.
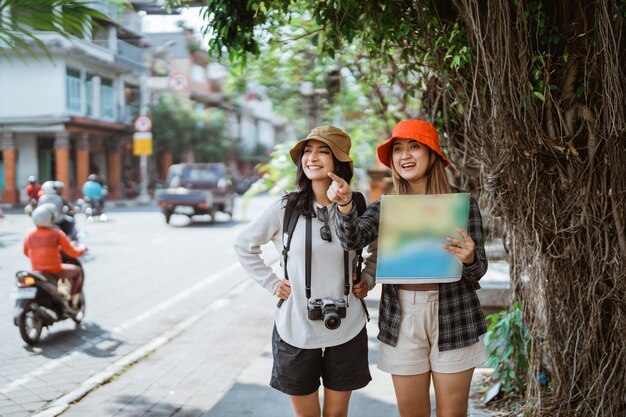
[13,255,85,345]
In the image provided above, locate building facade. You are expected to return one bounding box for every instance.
[0,1,146,203]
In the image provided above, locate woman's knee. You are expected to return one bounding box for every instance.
[321,389,351,417]
[398,405,430,417]
[322,410,348,417]
[436,410,468,417]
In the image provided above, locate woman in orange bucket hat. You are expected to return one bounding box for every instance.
[328,119,488,417]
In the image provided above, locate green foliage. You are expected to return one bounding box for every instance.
[149,93,228,162]
[240,142,295,217]
[437,21,471,72]
[219,15,420,197]
[0,0,107,60]
[485,302,531,395]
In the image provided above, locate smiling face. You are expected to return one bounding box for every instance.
[301,139,335,182]
[391,138,433,185]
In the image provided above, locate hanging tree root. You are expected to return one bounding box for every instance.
[419,0,626,415]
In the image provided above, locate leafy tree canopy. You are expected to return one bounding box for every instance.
[0,0,109,59]
[150,93,228,162]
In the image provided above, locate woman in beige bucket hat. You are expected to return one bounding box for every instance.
[234,126,375,416]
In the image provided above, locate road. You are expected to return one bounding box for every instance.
[0,196,279,416]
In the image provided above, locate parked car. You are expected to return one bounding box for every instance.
[156,163,235,224]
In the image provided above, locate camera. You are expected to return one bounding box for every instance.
[307,297,347,330]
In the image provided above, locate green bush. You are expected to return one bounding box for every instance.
[485,301,530,395]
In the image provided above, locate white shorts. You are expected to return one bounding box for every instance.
[378,289,488,375]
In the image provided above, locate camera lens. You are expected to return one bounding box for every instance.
[323,310,341,330]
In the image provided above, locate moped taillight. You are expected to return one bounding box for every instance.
[17,276,35,287]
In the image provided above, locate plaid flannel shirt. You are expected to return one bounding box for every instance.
[335,195,488,352]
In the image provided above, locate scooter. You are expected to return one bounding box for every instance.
[24,199,37,216]
[58,204,82,242]
[13,255,86,345]
[79,197,108,223]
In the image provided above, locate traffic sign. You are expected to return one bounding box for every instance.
[134,115,152,132]
[133,132,153,156]
[168,73,189,92]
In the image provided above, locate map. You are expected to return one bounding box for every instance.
[375,193,470,284]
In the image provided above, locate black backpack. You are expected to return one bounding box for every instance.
[279,192,369,317]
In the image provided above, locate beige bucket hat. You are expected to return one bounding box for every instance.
[289,126,353,171]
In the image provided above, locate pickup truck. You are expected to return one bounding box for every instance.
[156,163,235,224]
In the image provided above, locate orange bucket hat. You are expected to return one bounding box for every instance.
[376,120,450,168]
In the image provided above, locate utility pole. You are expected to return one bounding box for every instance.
[137,73,151,203]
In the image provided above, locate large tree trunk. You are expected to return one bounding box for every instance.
[443,1,626,415]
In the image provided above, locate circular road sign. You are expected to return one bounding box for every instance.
[134,115,152,132]
[168,73,189,92]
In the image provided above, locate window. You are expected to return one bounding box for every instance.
[101,77,115,120]
[66,68,81,113]
[86,73,95,116]
[124,84,140,123]
[188,168,218,182]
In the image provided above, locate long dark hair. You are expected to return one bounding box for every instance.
[282,144,353,218]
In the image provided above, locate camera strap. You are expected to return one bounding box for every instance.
[305,216,313,300]
[279,192,369,320]
[303,216,349,302]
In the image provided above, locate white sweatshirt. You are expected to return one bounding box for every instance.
[234,198,376,349]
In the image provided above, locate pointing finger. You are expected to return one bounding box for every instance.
[328,172,346,186]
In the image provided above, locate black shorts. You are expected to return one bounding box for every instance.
[270,325,372,396]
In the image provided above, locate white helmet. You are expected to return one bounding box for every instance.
[28,176,37,184]
[32,203,57,227]
[41,181,57,195]
[54,181,65,192]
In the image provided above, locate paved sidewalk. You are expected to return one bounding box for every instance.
[55,280,493,417]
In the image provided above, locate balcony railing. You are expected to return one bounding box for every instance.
[120,10,142,34]
[116,40,145,72]
[120,103,140,125]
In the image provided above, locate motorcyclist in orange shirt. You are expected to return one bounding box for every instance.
[23,204,87,309]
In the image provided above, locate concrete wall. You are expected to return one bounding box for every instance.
[0,58,64,117]
[0,55,138,121]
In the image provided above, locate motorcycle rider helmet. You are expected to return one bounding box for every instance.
[28,176,37,184]
[41,180,57,195]
[31,203,57,228]
[87,174,99,182]
[54,181,65,192]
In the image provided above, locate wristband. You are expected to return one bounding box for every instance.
[338,198,352,207]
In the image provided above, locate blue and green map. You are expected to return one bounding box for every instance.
[375,193,469,284]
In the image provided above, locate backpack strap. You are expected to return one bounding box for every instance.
[277,194,299,307]
[351,192,370,321]
[351,192,367,285]
[282,194,299,282]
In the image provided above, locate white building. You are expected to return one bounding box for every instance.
[0,0,148,203]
